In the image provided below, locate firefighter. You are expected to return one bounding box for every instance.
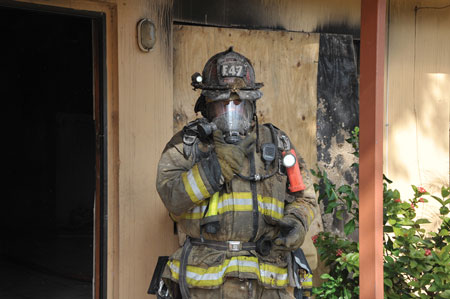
[156,47,317,299]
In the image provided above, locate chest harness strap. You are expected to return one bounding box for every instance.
[248,152,259,243]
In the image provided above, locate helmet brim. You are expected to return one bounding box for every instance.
[201,89,263,101]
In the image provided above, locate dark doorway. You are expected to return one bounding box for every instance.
[0,4,106,299]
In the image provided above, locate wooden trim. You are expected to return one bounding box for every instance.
[92,18,102,299]
[13,1,120,298]
[359,0,386,298]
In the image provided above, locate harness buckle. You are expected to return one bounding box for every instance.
[227,241,242,252]
[280,135,291,151]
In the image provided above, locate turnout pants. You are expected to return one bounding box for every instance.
[166,278,294,299]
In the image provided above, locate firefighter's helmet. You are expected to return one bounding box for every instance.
[192,48,264,143]
[193,47,263,116]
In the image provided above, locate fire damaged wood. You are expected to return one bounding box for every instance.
[173,0,360,38]
[316,34,359,236]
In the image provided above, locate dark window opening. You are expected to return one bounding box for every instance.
[0,6,101,298]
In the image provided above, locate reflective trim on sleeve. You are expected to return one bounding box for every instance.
[205,192,220,217]
[181,164,210,203]
[178,204,208,220]
[167,256,288,288]
[306,206,315,225]
[259,196,284,219]
[178,192,285,220]
[301,273,313,288]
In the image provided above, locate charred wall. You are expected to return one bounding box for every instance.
[317,34,359,236]
[173,0,360,38]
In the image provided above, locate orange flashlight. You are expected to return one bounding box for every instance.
[282,149,306,192]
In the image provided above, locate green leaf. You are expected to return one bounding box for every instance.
[385,278,393,287]
[440,206,450,215]
[384,225,394,233]
[432,195,445,205]
[441,186,450,198]
[336,209,344,220]
[393,227,404,236]
[415,219,431,225]
[440,290,450,299]
[344,219,356,235]
[385,256,394,263]
[439,229,449,236]
[338,185,352,194]
[428,284,437,292]
[388,219,397,225]
[346,197,353,210]
[320,273,332,280]
[325,201,339,214]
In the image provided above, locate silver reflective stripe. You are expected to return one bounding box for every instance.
[187,169,204,200]
[181,193,284,219]
[191,259,257,281]
[191,205,207,214]
[217,197,253,209]
[260,269,288,281]
[259,202,284,216]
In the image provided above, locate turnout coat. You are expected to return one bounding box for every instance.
[156,122,317,290]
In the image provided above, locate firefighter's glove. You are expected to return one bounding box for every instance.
[213,130,255,182]
[274,215,306,251]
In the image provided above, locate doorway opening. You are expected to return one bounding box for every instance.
[0,4,106,299]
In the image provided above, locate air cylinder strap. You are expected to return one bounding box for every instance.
[248,152,259,242]
[179,238,193,299]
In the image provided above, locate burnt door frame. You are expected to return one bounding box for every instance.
[0,2,108,298]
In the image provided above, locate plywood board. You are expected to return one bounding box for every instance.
[173,25,320,169]
[386,0,450,230]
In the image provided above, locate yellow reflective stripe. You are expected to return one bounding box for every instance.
[181,172,200,203]
[182,165,210,203]
[306,207,315,225]
[191,165,210,199]
[167,256,288,288]
[179,204,207,219]
[222,192,252,200]
[259,196,284,208]
[301,273,313,288]
[205,192,219,217]
[259,263,289,287]
[258,196,284,220]
[178,192,285,220]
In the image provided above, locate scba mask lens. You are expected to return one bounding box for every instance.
[207,98,253,144]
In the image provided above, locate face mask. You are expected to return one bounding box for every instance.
[206,99,254,144]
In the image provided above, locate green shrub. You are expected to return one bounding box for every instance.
[311,127,450,298]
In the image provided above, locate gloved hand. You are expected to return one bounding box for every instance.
[274,215,306,251]
[213,130,255,182]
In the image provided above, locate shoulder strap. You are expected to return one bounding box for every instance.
[182,119,202,159]
[263,123,291,151]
